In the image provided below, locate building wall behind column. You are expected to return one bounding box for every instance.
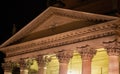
[46,48,109,74]
[92,48,109,74]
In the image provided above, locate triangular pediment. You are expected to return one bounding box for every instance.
[1,7,118,47]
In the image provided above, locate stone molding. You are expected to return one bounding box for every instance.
[1,7,118,47]
[36,55,51,67]
[56,50,73,63]
[53,8,117,21]
[77,45,96,60]
[103,39,120,56]
[0,19,120,57]
[2,61,12,72]
[19,58,27,69]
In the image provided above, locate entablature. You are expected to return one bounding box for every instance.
[0,19,120,58]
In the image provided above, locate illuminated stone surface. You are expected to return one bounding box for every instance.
[0,7,119,74]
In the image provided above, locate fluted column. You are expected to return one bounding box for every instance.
[103,39,120,74]
[2,61,12,74]
[36,55,51,74]
[77,45,96,74]
[19,58,27,74]
[56,50,73,74]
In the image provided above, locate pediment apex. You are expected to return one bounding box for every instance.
[1,6,119,47]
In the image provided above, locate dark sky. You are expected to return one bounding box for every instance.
[1,0,120,45]
[0,0,48,44]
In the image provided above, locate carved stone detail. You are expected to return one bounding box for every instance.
[19,58,27,70]
[36,55,51,67]
[56,50,73,63]
[103,39,120,56]
[36,55,44,66]
[2,61,12,72]
[36,55,51,74]
[77,45,96,60]
[1,19,119,57]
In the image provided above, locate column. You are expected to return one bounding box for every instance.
[77,45,96,74]
[36,55,51,74]
[2,61,12,74]
[56,50,73,74]
[19,58,27,74]
[103,39,120,74]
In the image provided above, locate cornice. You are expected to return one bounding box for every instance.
[1,7,118,47]
[1,19,120,57]
[52,7,118,21]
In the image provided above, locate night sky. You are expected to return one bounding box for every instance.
[0,0,120,73]
[1,0,120,45]
[0,0,48,44]
[0,1,48,73]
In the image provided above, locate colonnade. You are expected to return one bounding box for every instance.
[2,40,120,74]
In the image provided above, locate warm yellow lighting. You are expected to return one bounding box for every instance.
[30,60,38,71]
[28,48,109,74]
[68,70,78,74]
[92,48,108,74]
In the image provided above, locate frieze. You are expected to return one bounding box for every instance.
[6,30,116,57]
[1,19,120,57]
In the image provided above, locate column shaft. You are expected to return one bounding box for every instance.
[77,45,96,74]
[57,50,73,74]
[59,63,68,74]
[103,39,120,74]
[20,69,28,74]
[19,58,27,74]
[2,61,12,74]
[4,72,12,74]
[38,66,44,74]
[20,70,25,74]
[109,56,119,74]
[37,55,51,74]
[82,60,91,74]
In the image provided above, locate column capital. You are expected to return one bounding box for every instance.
[56,50,73,63]
[36,55,51,66]
[77,45,96,60]
[2,61,12,72]
[19,58,27,69]
[103,39,120,56]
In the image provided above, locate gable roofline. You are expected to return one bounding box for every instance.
[0,6,119,47]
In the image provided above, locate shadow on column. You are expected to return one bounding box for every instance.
[0,51,6,74]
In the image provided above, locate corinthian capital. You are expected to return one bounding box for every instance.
[2,61,12,72]
[77,45,96,60]
[19,58,27,69]
[36,55,51,67]
[56,50,73,63]
[103,39,120,56]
